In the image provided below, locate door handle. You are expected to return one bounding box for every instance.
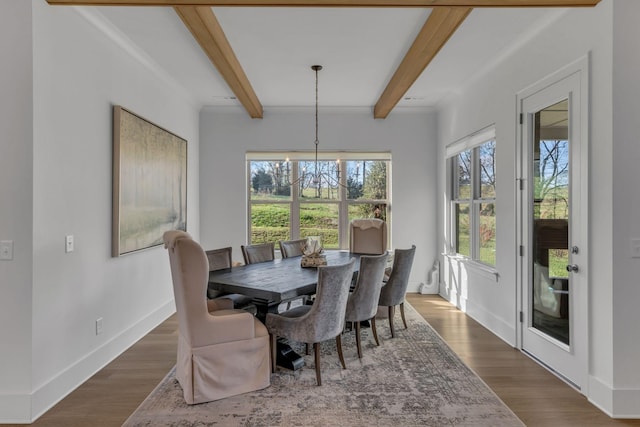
[566,264,579,273]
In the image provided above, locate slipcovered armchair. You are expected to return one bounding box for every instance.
[265,259,355,386]
[344,252,389,358]
[349,218,387,255]
[377,245,416,338]
[163,231,270,404]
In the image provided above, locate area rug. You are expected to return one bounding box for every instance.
[123,303,523,426]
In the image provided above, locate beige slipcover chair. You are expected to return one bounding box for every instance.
[344,251,389,358]
[163,231,270,404]
[349,218,387,255]
[377,245,416,338]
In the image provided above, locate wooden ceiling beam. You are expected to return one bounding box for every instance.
[47,0,602,7]
[373,7,470,119]
[175,6,263,118]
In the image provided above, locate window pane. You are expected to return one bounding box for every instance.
[348,203,387,222]
[250,203,290,244]
[455,202,470,257]
[250,160,291,201]
[345,160,387,200]
[456,151,472,200]
[479,140,496,199]
[478,202,496,266]
[300,203,339,249]
[299,160,341,200]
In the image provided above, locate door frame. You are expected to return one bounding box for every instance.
[515,55,590,392]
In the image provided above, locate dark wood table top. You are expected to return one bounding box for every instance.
[208,250,361,304]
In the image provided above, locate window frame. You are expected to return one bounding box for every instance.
[447,126,496,267]
[247,152,391,251]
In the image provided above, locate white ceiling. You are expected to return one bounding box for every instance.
[93,5,565,111]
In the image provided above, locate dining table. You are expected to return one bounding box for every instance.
[208,250,361,370]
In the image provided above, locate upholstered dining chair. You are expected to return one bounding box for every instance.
[265,258,356,386]
[163,230,270,404]
[278,238,307,258]
[377,245,416,338]
[241,242,275,265]
[206,247,255,312]
[344,252,389,358]
[349,218,388,255]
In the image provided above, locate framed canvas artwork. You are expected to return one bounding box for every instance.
[112,106,187,256]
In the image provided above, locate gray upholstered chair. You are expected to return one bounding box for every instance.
[377,245,416,338]
[241,242,275,265]
[349,218,387,255]
[344,252,389,358]
[278,238,307,258]
[265,258,356,386]
[205,246,233,299]
[163,231,270,404]
[206,247,255,312]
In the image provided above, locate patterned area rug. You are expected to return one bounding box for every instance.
[123,304,523,426]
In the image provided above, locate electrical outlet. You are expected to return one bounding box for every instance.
[96,318,103,335]
[0,240,13,260]
[631,239,640,259]
[65,235,74,253]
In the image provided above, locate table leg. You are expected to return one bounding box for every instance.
[254,299,305,371]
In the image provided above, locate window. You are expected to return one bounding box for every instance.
[248,153,390,251]
[448,127,496,266]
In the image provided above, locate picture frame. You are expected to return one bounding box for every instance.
[112,106,187,257]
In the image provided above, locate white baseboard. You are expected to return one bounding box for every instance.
[438,288,516,347]
[0,300,175,424]
[588,376,640,418]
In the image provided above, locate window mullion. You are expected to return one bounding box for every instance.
[291,162,301,239]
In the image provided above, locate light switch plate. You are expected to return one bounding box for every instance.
[65,235,74,253]
[0,240,13,260]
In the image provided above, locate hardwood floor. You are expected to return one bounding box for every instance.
[9,295,640,426]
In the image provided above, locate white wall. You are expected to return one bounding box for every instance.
[0,1,200,422]
[199,106,438,293]
[437,0,640,417]
[611,0,640,415]
[0,0,34,421]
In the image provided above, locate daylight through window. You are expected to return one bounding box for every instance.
[248,153,390,251]
[448,127,496,266]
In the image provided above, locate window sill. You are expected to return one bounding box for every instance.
[443,253,500,282]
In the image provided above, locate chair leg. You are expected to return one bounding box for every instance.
[305,343,310,355]
[270,334,277,373]
[355,321,362,358]
[371,316,380,346]
[314,343,322,386]
[336,334,346,369]
[388,305,396,338]
[400,302,408,330]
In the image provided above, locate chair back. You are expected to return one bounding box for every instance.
[379,245,416,307]
[163,231,211,345]
[205,246,233,271]
[278,238,307,258]
[307,259,356,343]
[349,218,387,254]
[241,242,275,264]
[346,252,389,322]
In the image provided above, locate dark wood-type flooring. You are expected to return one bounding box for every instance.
[6,295,640,426]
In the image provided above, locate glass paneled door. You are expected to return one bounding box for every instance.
[517,62,588,391]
